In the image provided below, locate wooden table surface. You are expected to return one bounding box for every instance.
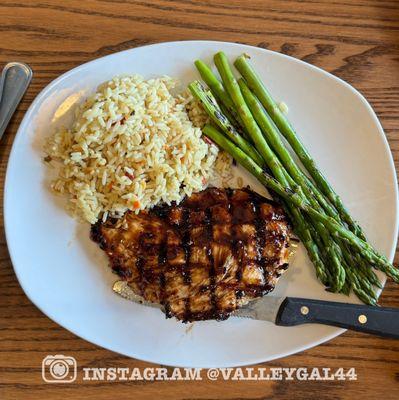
[1,1,399,399]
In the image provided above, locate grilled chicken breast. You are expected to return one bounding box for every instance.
[91,187,291,322]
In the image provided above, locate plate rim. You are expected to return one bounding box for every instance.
[4,40,398,367]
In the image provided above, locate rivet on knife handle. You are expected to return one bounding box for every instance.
[0,62,32,141]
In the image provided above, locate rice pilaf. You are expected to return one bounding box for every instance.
[44,75,231,224]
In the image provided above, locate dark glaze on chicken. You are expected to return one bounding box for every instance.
[91,187,291,322]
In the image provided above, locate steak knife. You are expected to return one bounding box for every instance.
[113,281,399,338]
[233,296,399,338]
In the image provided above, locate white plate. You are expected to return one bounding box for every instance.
[5,41,398,368]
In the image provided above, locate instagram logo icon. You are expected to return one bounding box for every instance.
[42,355,77,383]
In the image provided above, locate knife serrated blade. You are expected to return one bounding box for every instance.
[233,296,286,322]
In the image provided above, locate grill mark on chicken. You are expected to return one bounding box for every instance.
[91,187,291,322]
[158,235,168,311]
[181,208,192,285]
[229,191,241,282]
[181,208,191,320]
[252,192,267,281]
[226,188,241,305]
[205,207,218,316]
[135,256,145,296]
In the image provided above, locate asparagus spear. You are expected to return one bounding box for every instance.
[293,213,330,285]
[343,263,377,305]
[214,52,282,172]
[264,170,330,284]
[194,60,243,128]
[338,240,378,301]
[234,54,366,240]
[356,255,383,288]
[188,81,264,166]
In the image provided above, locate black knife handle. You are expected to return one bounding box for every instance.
[275,297,399,339]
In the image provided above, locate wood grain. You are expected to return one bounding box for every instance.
[0,0,398,399]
